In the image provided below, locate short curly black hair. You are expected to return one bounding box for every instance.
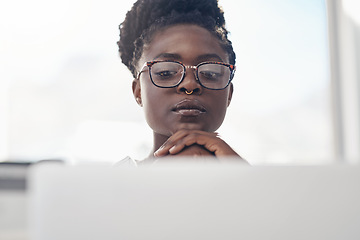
[117,0,236,78]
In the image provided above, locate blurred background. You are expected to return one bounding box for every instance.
[0,0,359,165]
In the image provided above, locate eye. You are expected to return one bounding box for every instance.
[155,70,178,78]
[199,70,222,80]
[151,62,183,81]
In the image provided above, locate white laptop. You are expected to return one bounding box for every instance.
[27,162,360,240]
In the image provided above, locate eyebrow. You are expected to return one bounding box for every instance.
[196,54,224,62]
[154,53,181,60]
[153,53,224,62]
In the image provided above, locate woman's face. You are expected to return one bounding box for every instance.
[133,24,233,137]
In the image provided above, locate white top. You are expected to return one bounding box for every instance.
[114,156,138,167]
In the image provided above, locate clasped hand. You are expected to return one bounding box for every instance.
[154,130,243,160]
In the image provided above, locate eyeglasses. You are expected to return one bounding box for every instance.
[137,60,236,90]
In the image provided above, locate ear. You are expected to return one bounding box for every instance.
[132,79,143,107]
[227,83,234,107]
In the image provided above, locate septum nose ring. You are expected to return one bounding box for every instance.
[185,90,193,95]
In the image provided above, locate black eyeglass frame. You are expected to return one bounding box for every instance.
[137,60,236,90]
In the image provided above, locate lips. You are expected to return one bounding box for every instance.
[172,99,206,116]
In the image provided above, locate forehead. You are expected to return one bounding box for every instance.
[140,24,228,65]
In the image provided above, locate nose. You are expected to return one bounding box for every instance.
[176,66,203,95]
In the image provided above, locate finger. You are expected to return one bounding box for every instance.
[170,132,238,157]
[154,130,214,156]
[168,132,218,155]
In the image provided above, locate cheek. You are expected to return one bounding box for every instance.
[140,82,170,132]
[141,82,158,116]
[206,91,231,131]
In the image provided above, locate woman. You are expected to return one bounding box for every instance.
[118,0,245,164]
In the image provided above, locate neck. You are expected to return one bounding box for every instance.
[142,132,170,163]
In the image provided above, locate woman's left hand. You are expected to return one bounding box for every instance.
[154,129,244,160]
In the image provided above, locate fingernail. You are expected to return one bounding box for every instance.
[154,146,164,156]
[154,151,160,157]
[169,146,176,153]
[154,150,160,156]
